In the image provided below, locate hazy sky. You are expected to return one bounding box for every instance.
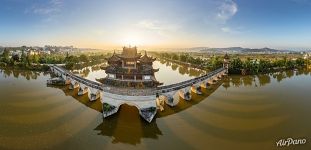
[1,0,311,50]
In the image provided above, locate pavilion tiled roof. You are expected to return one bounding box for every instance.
[139,51,156,63]
[105,66,157,75]
[224,53,230,59]
[119,46,141,58]
[107,51,121,62]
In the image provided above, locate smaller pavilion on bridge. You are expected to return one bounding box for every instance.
[223,53,230,73]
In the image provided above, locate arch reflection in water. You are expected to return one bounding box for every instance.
[158,59,206,77]
[0,68,47,80]
[225,75,271,88]
[95,105,162,145]
[46,75,224,145]
[47,85,162,145]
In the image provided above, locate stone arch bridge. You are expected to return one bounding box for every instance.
[49,65,227,122]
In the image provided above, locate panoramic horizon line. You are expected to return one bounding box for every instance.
[1,44,310,51]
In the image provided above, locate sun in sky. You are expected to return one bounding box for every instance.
[119,31,144,46]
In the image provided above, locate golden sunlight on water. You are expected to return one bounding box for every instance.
[0,62,310,150]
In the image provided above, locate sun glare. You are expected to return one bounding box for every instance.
[120,33,144,46]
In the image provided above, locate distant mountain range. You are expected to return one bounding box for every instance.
[192,47,298,54]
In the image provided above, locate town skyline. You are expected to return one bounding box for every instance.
[1,0,311,50]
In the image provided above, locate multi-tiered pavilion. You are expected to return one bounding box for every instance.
[101,46,161,88]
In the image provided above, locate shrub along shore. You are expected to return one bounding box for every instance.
[0,48,108,71]
[153,52,309,75]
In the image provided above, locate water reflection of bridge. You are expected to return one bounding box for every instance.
[47,78,224,145]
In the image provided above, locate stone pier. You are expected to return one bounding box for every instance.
[101,90,157,122]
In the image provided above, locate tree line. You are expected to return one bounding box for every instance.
[0,48,108,71]
[153,52,308,75]
[155,52,223,71]
[229,57,307,74]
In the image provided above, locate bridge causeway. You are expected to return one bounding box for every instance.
[49,65,227,122]
[156,68,226,94]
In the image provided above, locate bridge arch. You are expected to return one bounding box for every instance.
[69,80,80,90]
[88,88,101,101]
[78,83,89,96]
[117,102,141,112]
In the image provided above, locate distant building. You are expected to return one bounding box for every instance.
[250,59,260,64]
[40,50,51,55]
[44,45,76,54]
[303,53,310,59]
[12,50,23,59]
[28,49,39,55]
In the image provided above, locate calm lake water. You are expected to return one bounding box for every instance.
[0,60,310,150]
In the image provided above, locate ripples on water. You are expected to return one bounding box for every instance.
[0,62,311,150]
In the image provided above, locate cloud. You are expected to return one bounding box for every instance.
[136,20,181,37]
[137,20,163,31]
[27,0,63,15]
[221,27,240,34]
[25,0,63,22]
[221,27,231,33]
[214,1,241,34]
[290,0,311,5]
[216,0,238,22]
[137,20,180,32]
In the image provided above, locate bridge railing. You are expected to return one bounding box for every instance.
[156,67,225,93]
[52,65,103,90]
[51,65,225,95]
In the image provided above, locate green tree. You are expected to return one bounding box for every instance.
[171,53,179,60]
[12,54,20,62]
[2,48,10,63]
[179,54,189,62]
[210,56,222,69]
[229,58,243,74]
[27,54,33,65]
[285,60,294,69]
[296,58,305,67]
[21,49,27,63]
[79,54,89,62]
[32,54,40,64]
